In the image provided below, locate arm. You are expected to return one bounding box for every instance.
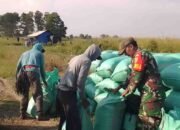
[122,71,143,97]
[16,55,22,79]
[122,52,145,97]
[77,61,91,100]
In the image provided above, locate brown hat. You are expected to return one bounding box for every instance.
[119,37,137,55]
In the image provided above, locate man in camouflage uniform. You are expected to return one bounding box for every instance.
[117,38,165,129]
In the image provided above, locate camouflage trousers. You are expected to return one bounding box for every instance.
[138,75,165,129]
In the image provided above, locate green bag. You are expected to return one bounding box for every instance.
[164,90,180,111]
[159,109,180,130]
[161,63,180,91]
[94,93,126,130]
[85,83,96,99]
[96,78,120,89]
[123,113,137,130]
[87,72,103,84]
[90,60,102,73]
[111,58,131,83]
[96,56,127,78]
[27,68,60,117]
[153,53,180,72]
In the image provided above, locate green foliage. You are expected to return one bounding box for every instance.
[0,11,67,38]
[44,12,67,42]
[20,12,34,35]
[0,12,19,36]
[34,11,44,31]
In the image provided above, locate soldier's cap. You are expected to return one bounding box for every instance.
[119,37,137,55]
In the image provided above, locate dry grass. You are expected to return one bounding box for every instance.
[0,78,59,130]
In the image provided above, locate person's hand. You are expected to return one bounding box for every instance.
[81,98,90,109]
[121,89,129,97]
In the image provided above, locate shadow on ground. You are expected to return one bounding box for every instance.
[0,100,19,119]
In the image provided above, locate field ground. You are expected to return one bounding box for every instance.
[0,78,59,130]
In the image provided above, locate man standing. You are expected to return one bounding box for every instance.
[56,44,101,130]
[16,43,48,121]
[113,38,165,129]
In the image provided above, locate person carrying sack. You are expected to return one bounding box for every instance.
[16,43,48,121]
[108,38,165,130]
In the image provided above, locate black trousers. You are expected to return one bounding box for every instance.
[56,89,81,130]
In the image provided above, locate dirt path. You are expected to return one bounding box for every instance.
[0,78,59,130]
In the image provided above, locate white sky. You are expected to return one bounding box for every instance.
[0,0,180,37]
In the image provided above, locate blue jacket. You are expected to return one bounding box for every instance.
[16,43,46,84]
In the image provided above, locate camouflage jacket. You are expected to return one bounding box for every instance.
[124,49,161,97]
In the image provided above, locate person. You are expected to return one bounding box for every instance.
[56,44,101,130]
[111,37,165,129]
[16,43,48,121]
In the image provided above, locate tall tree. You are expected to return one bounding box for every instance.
[34,10,44,31]
[20,12,34,36]
[0,12,19,36]
[44,12,67,42]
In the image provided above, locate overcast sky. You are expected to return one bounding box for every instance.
[0,0,180,37]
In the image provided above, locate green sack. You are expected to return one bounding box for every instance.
[94,92,109,103]
[112,51,119,55]
[111,58,131,82]
[90,60,102,73]
[87,72,103,84]
[159,109,180,130]
[94,93,126,130]
[85,83,96,99]
[96,78,120,89]
[123,113,137,130]
[153,53,180,72]
[97,56,127,78]
[80,106,93,130]
[101,52,119,60]
[101,50,114,54]
[161,63,180,91]
[27,68,60,117]
[95,79,124,99]
[164,90,180,111]
[87,98,97,115]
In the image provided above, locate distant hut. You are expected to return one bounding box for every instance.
[27,30,52,45]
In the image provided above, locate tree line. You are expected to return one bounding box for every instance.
[0,11,67,41]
